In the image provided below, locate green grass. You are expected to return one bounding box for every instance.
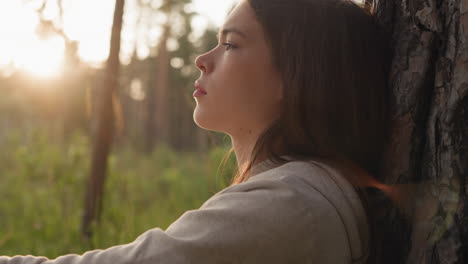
[0,131,235,258]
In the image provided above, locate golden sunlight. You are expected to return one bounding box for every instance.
[0,0,63,78]
[0,0,237,76]
[15,36,65,78]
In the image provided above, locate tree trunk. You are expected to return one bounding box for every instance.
[82,0,125,239]
[145,57,157,152]
[145,24,171,151]
[154,24,171,147]
[376,0,468,263]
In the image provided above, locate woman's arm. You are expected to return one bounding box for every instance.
[0,177,350,264]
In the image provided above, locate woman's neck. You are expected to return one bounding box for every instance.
[230,129,265,171]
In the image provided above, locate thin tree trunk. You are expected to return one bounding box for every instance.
[376,0,468,263]
[82,0,125,239]
[145,24,171,152]
[146,58,157,152]
[154,24,171,146]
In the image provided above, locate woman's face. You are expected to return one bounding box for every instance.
[193,0,283,138]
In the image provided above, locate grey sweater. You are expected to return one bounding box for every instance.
[0,159,369,263]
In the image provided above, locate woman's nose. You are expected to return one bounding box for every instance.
[195,53,213,74]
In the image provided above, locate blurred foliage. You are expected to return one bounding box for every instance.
[0,129,235,257]
[0,0,234,258]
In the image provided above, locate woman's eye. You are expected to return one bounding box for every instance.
[222,43,236,51]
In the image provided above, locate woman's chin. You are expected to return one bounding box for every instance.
[193,107,225,132]
[193,107,212,130]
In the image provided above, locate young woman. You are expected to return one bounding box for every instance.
[0,0,391,263]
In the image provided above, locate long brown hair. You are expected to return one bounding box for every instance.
[219,0,393,263]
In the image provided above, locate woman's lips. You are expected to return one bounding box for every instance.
[193,89,207,97]
[193,82,207,97]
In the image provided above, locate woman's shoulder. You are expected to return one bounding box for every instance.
[249,159,362,200]
[243,159,369,263]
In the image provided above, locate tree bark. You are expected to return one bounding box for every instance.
[82,0,125,238]
[376,0,468,262]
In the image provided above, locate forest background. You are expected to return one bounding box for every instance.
[2,0,467,262]
[0,0,238,257]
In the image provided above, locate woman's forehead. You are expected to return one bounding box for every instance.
[220,0,262,40]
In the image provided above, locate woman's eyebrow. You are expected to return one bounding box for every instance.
[216,27,248,40]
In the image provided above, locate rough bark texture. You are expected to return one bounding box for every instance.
[375,0,468,263]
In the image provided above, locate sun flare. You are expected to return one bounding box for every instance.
[15,36,65,78]
[0,0,65,78]
[0,0,237,77]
